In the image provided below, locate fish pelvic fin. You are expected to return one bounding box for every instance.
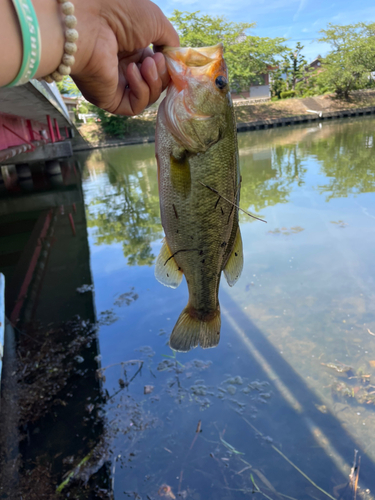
[155,238,183,289]
[223,227,243,287]
[169,305,221,352]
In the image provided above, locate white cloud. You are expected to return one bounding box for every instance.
[293,0,308,21]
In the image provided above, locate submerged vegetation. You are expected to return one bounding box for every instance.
[2,310,374,499]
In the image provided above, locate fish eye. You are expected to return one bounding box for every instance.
[215,76,228,90]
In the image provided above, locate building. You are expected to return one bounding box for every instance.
[232,66,275,101]
[61,94,80,122]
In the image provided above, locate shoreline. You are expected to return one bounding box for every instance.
[73,101,375,152]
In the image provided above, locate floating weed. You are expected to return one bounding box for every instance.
[114,288,139,307]
[219,436,244,455]
[243,417,336,500]
[162,350,185,368]
[268,226,304,236]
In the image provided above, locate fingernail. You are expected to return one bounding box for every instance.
[149,61,158,82]
[130,63,141,81]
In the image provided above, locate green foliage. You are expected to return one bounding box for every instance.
[316,23,375,97]
[95,108,129,138]
[283,42,308,91]
[293,67,334,98]
[297,118,375,199]
[280,90,296,99]
[56,76,81,96]
[86,149,162,266]
[270,68,287,99]
[169,10,288,93]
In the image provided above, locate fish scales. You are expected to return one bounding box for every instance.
[155,44,243,352]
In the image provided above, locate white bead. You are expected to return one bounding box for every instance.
[44,75,54,83]
[58,64,71,76]
[61,2,74,15]
[62,54,75,67]
[65,29,78,43]
[65,15,77,29]
[52,71,63,82]
[64,42,77,55]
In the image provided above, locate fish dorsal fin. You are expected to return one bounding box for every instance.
[223,228,243,287]
[155,238,183,289]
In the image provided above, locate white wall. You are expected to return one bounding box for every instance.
[249,85,271,99]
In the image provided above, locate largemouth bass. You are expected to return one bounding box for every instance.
[155,43,243,352]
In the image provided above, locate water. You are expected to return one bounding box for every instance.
[1,116,375,499]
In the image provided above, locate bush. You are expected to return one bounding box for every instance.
[280,90,296,99]
[271,96,279,101]
[95,108,129,137]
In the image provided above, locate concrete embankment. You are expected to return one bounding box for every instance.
[237,105,375,132]
[74,90,375,151]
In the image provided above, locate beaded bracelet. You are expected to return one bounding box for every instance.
[43,0,78,83]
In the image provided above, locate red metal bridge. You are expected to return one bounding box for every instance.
[0,80,74,163]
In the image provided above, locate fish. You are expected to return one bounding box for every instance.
[155,43,243,352]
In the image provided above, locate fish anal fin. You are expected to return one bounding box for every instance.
[169,305,221,352]
[155,238,183,289]
[223,227,243,287]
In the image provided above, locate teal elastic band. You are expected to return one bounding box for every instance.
[5,0,41,87]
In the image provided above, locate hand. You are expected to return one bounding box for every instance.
[71,0,179,115]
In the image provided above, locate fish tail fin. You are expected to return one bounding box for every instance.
[169,304,221,352]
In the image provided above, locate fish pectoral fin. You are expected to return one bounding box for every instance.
[155,238,183,289]
[223,227,243,287]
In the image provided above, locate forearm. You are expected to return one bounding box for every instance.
[1,0,23,86]
[0,0,66,87]
[0,0,179,116]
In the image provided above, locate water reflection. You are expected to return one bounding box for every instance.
[77,116,375,498]
[0,163,110,498]
[84,118,375,266]
[2,116,375,498]
[83,149,162,266]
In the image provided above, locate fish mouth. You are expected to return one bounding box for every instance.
[161,44,226,91]
[162,44,224,67]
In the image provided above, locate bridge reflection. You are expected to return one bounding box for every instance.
[0,162,111,498]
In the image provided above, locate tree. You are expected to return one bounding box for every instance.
[56,76,81,96]
[316,23,375,98]
[169,11,288,93]
[86,148,163,266]
[94,108,129,138]
[285,42,307,91]
[270,66,287,99]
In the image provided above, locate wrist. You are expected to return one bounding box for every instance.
[34,0,100,81]
[32,0,65,79]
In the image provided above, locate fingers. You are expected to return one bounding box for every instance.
[153,52,170,91]
[116,63,149,116]
[140,56,162,107]
[115,52,170,116]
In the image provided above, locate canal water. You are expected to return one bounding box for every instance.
[1,116,375,499]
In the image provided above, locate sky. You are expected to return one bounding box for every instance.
[154,0,375,61]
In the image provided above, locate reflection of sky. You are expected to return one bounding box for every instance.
[81,118,375,496]
[154,0,375,60]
